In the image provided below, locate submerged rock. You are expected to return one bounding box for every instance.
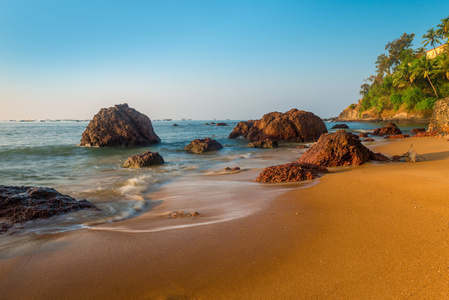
[123,151,164,168]
[297,130,389,167]
[0,185,97,232]
[229,109,327,142]
[80,103,160,147]
[223,167,241,172]
[428,97,449,136]
[358,133,369,138]
[246,139,278,149]
[216,122,228,126]
[255,162,328,183]
[185,138,223,153]
[331,124,349,129]
[372,122,402,136]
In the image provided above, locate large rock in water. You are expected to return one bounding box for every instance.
[123,151,164,168]
[0,186,97,232]
[372,122,402,136]
[80,103,160,147]
[428,97,449,136]
[297,130,389,167]
[185,138,223,153]
[255,162,328,183]
[228,109,327,142]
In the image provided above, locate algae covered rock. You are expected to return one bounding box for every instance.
[255,162,328,183]
[185,138,223,153]
[123,151,164,168]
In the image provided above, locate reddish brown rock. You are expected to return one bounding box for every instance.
[215,122,228,126]
[255,162,328,183]
[413,131,438,138]
[123,151,164,168]
[80,104,160,147]
[411,128,426,134]
[223,167,240,172]
[363,138,375,142]
[297,130,389,167]
[246,139,278,149]
[185,138,223,153]
[0,186,97,233]
[372,122,402,136]
[331,124,349,129]
[358,133,369,138]
[384,134,409,139]
[229,109,327,142]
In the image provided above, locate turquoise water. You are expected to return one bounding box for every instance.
[0,120,427,234]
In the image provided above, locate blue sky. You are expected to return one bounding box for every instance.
[0,0,448,120]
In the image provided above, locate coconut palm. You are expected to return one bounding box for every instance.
[422,28,441,57]
[393,62,412,88]
[415,47,427,58]
[410,56,439,98]
[436,17,449,39]
[435,55,449,79]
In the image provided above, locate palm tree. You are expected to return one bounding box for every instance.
[393,62,412,88]
[422,28,441,57]
[436,17,449,39]
[410,56,439,98]
[415,47,427,58]
[435,55,449,79]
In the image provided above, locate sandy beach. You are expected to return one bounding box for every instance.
[1,137,449,299]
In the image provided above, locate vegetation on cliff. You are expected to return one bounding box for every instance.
[356,17,449,116]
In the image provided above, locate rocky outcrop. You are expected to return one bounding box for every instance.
[372,122,402,136]
[123,151,164,168]
[216,122,228,126]
[185,138,223,153]
[359,133,369,138]
[80,104,160,147]
[428,98,449,136]
[229,109,327,142]
[331,124,349,129]
[0,186,97,232]
[363,138,375,142]
[297,130,389,167]
[337,100,432,123]
[255,162,328,183]
[246,139,278,149]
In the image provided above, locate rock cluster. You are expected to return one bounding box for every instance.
[229,109,327,142]
[372,122,402,136]
[413,131,438,138]
[428,97,449,136]
[0,186,97,232]
[223,167,241,172]
[255,162,328,183]
[411,128,425,134]
[185,138,223,153]
[123,151,164,168]
[297,130,389,167]
[246,139,278,148]
[80,104,160,147]
[215,122,228,126]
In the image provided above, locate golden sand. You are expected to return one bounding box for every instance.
[1,137,449,299]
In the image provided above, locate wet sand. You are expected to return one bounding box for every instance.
[1,137,449,299]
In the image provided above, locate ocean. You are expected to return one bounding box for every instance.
[0,120,427,235]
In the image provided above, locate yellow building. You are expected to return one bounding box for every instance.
[426,44,447,59]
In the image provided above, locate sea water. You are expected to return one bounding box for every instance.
[0,120,427,234]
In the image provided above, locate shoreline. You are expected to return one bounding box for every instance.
[1,137,449,298]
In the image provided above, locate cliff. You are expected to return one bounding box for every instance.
[337,100,432,123]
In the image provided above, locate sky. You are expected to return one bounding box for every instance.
[0,0,448,120]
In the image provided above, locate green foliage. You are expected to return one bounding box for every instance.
[439,82,449,98]
[416,97,437,110]
[356,17,449,114]
[349,103,356,109]
[403,87,424,110]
